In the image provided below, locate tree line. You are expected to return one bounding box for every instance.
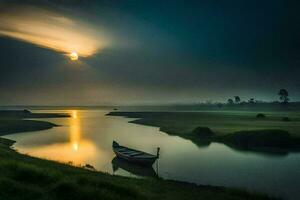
[227,89,290,105]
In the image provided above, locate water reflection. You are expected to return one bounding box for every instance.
[5,110,97,166]
[4,110,300,200]
[70,110,80,152]
[62,110,96,165]
[112,157,158,178]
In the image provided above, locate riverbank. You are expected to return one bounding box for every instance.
[0,110,69,136]
[0,137,276,200]
[107,111,300,154]
[0,110,276,199]
[0,119,58,136]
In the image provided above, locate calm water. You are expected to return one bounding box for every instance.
[4,110,300,200]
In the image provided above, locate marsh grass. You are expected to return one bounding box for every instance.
[0,110,68,136]
[108,111,300,154]
[0,119,57,135]
[0,110,281,199]
[0,138,277,200]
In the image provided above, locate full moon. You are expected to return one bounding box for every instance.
[70,52,78,61]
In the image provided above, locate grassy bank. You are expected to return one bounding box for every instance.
[0,137,275,200]
[0,110,70,119]
[0,110,69,136]
[0,119,58,136]
[107,111,300,154]
[0,110,277,199]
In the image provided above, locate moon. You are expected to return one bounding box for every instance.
[70,52,78,61]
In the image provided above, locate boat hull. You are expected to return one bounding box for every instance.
[112,141,158,166]
[113,149,157,166]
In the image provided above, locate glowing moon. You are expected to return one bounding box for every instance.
[70,52,78,61]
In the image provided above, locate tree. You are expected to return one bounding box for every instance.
[278,89,289,104]
[234,96,241,104]
[248,98,255,104]
[227,98,234,104]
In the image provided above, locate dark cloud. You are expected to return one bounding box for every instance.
[0,0,299,105]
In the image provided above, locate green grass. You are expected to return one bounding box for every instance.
[108,111,300,136]
[0,110,277,199]
[107,111,300,153]
[0,138,276,200]
[219,129,300,153]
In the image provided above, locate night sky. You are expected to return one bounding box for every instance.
[0,0,299,105]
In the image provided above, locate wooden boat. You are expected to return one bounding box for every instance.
[112,141,159,166]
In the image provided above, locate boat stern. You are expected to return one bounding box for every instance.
[113,141,119,148]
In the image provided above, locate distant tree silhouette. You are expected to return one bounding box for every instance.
[278,89,289,104]
[227,98,234,104]
[234,96,241,104]
[256,113,266,118]
[248,98,255,104]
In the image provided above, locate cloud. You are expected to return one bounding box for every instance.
[0,4,110,57]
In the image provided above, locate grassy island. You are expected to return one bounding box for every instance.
[0,110,69,136]
[107,111,300,154]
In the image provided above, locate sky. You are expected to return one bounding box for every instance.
[0,0,299,105]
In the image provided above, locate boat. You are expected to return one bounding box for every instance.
[112,141,159,166]
[112,157,158,178]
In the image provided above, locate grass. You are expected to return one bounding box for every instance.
[0,109,69,136]
[219,129,300,153]
[107,111,300,154]
[0,138,276,200]
[0,110,70,119]
[0,119,57,136]
[0,110,277,199]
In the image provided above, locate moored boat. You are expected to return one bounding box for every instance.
[112,141,159,166]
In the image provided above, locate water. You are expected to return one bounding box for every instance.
[4,110,300,200]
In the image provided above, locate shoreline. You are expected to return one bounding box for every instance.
[0,137,276,200]
[0,109,70,136]
[0,109,277,199]
[107,111,300,155]
[0,119,58,136]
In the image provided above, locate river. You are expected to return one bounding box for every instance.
[4,109,300,200]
